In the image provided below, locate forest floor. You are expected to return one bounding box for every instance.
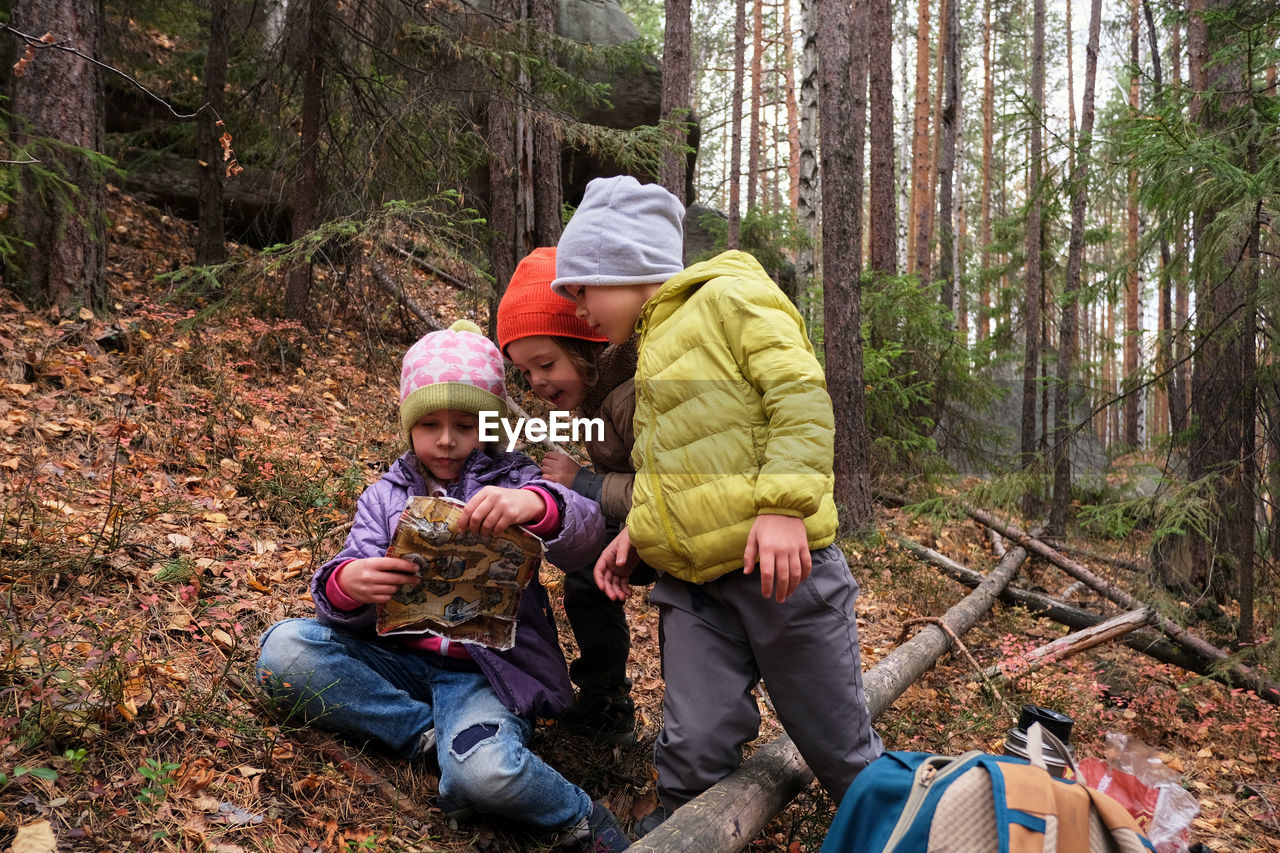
[2,191,1279,853]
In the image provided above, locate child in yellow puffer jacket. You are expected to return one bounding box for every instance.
[551,175,884,837]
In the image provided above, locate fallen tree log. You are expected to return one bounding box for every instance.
[1043,539,1145,573]
[629,532,1038,852]
[963,507,1280,705]
[896,536,1205,674]
[978,607,1154,682]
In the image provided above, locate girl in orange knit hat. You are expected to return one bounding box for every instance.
[497,246,653,745]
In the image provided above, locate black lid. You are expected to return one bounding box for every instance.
[1017,705,1074,744]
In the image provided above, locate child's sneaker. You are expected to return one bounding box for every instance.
[560,691,637,745]
[557,800,632,851]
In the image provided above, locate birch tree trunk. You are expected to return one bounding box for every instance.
[978,0,994,342]
[1021,0,1045,517]
[1124,0,1142,448]
[728,0,746,247]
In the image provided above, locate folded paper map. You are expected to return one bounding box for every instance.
[376,496,545,650]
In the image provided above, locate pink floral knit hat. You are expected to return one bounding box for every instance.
[399,319,508,442]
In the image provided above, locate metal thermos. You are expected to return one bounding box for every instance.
[1002,705,1074,777]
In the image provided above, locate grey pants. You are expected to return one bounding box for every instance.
[649,544,884,810]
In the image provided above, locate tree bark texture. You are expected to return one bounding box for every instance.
[197,0,230,266]
[935,0,958,322]
[284,0,326,322]
[1020,0,1045,518]
[728,0,746,247]
[907,0,930,276]
[796,0,820,293]
[658,0,692,202]
[1187,0,1255,612]
[1049,0,1101,536]
[530,0,562,248]
[782,0,801,214]
[747,0,763,212]
[977,0,993,341]
[816,0,872,529]
[1124,0,1141,448]
[10,0,106,309]
[867,0,896,276]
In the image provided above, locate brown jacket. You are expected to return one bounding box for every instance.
[573,340,637,524]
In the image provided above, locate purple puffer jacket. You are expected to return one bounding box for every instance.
[310,448,605,718]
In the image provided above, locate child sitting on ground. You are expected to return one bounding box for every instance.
[552,176,885,836]
[496,247,652,744]
[255,319,631,851]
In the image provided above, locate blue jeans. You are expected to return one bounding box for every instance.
[256,618,591,830]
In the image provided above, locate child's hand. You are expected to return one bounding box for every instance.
[540,451,581,487]
[337,557,419,605]
[459,486,546,536]
[594,527,639,601]
[743,514,813,603]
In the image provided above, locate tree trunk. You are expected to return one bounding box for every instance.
[197,0,229,266]
[9,0,107,309]
[796,0,820,297]
[1020,0,1045,518]
[907,0,930,276]
[728,0,746,247]
[817,0,872,529]
[747,0,763,212]
[1049,0,1102,536]
[1123,0,1141,449]
[1187,0,1254,610]
[978,0,993,342]
[934,0,958,325]
[867,0,897,276]
[782,0,801,214]
[660,0,693,202]
[284,0,326,322]
[530,0,562,247]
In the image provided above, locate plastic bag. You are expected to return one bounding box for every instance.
[1076,732,1200,853]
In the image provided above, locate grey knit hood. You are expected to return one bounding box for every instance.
[551,175,686,298]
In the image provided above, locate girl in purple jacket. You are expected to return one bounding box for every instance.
[256,320,631,850]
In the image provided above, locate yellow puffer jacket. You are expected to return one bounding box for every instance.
[628,250,839,582]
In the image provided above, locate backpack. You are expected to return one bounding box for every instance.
[822,724,1156,853]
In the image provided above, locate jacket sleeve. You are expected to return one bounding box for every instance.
[592,379,637,523]
[718,277,834,519]
[309,479,404,631]
[500,453,607,572]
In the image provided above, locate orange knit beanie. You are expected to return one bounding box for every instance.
[496,247,608,353]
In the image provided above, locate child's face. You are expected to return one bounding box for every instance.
[506,336,589,411]
[410,409,482,481]
[562,283,650,345]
